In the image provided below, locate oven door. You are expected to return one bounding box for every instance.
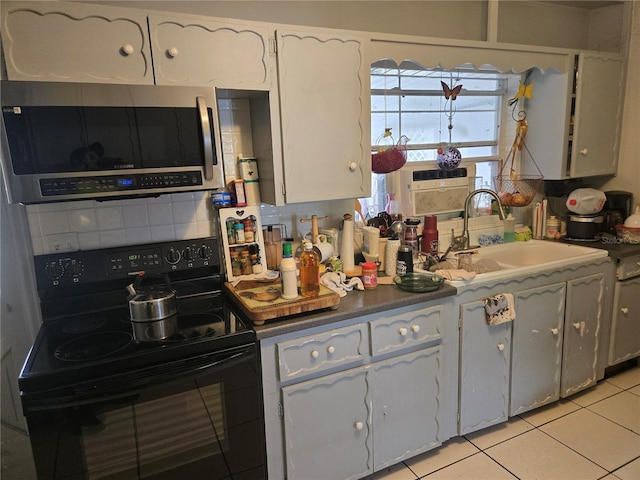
[23,343,265,480]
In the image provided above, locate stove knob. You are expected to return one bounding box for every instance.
[198,245,211,259]
[45,261,64,280]
[184,246,194,261]
[166,247,181,265]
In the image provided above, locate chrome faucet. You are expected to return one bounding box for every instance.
[455,188,506,250]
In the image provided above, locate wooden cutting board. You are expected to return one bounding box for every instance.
[224,280,340,325]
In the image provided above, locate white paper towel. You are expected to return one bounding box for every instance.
[341,214,355,272]
[385,238,400,276]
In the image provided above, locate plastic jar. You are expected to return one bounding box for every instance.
[361,262,378,290]
[546,216,560,240]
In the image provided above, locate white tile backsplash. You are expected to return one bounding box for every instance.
[26,191,354,255]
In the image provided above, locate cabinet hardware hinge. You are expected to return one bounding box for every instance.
[277,402,284,418]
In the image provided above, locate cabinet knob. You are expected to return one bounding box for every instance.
[310,350,319,359]
[411,324,421,333]
[621,307,629,314]
[580,148,588,156]
[167,47,179,58]
[398,327,408,336]
[347,162,358,171]
[551,328,559,335]
[497,343,505,351]
[121,44,134,56]
[354,421,364,430]
[327,346,335,354]
[573,322,581,330]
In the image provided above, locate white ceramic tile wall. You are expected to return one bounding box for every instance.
[26,190,355,255]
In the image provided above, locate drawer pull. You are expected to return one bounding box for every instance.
[573,322,581,330]
[347,162,358,171]
[121,44,134,55]
[398,327,408,336]
[354,421,364,431]
[327,346,335,354]
[621,307,629,314]
[497,343,505,351]
[551,328,559,336]
[411,324,421,333]
[167,47,179,57]
[310,350,319,359]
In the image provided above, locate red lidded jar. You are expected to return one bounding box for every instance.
[361,262,378,290]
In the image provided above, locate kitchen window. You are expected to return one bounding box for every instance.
[365,60,521,217]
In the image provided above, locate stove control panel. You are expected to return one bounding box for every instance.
[34,238,219,288]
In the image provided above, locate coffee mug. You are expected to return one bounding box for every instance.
[313,241,334,262]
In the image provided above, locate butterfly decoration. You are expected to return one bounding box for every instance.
[509,81,534,106]
[441,81,463,101]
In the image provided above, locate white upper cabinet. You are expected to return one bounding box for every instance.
[276,28,371,203]
[148,14,274,89]
[1,1,153,84]
[524,52,624,179]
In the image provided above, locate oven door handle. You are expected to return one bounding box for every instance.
[23,344,255,412]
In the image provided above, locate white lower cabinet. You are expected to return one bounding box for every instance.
[510,283,565,416]
[282,367,372,480]
[608,277,640,366]
[561,273,606,397]
[260,302,450,480]
[459,300,512,435]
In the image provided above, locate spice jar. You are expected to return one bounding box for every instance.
[234,222,245,243]
[243,218,255,243]
[361,262,378,290]
[240,250,253,275]
[230,249,242,277]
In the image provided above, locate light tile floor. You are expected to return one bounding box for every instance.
[2,365,638,480]
[367,364,640,480]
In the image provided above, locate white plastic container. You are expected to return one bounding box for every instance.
[280,243,298,299]
[566,188,606,215]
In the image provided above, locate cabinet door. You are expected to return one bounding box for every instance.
[570,53,624,177]
[511,283,565,415]
[561,273,606,396]
[281,367,372,480]
[609,277,640,366]
[149,14,274,88]
[459,300,512,435]
[371,346,441,471]
[1,1,152,84]
[276,28,371,203]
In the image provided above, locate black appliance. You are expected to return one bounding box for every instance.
[1,81,224,204]
[19,238,266,480]
[602,190,633,235]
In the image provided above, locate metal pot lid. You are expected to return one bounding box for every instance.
[568,215,603,223]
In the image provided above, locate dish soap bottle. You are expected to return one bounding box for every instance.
[300,242,320,297]
[280,242,298,299]
[504,213,516,243]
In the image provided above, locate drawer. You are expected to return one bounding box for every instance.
[277,324,367,382]
[369,305,443,357]
[617,253,640,280]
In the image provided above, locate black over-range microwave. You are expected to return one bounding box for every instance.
[0,81,225,204]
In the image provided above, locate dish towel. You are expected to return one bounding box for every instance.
[320,272,364,298]
[484,293,516,325]
[434,269,477,281]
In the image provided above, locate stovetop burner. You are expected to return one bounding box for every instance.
[55,331,133,362]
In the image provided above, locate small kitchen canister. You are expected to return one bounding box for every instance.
[396,245,413,275]
[361,262,378,290]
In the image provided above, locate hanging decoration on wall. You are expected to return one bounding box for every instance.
[437,78,463,171]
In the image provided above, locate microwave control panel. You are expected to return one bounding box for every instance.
[39,171,203,197]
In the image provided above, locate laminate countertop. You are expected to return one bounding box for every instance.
[246,282,457,340]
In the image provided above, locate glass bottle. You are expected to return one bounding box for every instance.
[264,225,278,270]
[249,244,263,274]
[299,242,320,297]
[230,249,242,277]
[234,222,245,243]
[240,249,253,275]
[243,218,255,243]
[226,220,236,245]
